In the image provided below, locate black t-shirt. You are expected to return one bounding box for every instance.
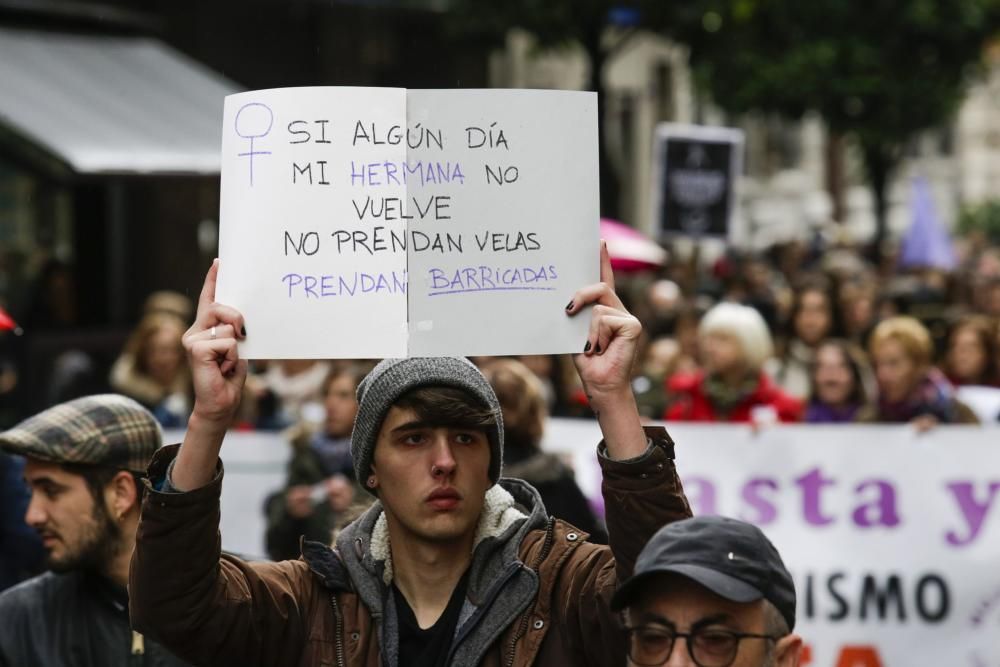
[392,569,471,667]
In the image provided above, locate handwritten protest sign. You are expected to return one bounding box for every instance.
[216,87,598,358]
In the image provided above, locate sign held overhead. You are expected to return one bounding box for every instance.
[216,87,599,359]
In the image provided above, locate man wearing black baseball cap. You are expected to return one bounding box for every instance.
[612,516,802,667]
[0,394,190,667]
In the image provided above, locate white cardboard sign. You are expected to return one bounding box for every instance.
[216,87,598,359]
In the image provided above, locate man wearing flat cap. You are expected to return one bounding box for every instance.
[0,394,190,667]
[613,516,802,667]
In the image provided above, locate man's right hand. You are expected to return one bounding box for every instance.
[172,260,248,492]
[184,259,248,424]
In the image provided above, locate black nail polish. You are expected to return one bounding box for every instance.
[594,343,601,354]
[241,325,247,337]
[583,341,591,353]
[565,300,574,311]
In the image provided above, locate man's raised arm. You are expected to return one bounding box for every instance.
[129,261,312,667]
[172,258,247,491]
[565,242,648,460]
[545,242,690,666]
[565,241,692,573]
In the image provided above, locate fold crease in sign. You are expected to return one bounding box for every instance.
[215,87,599,359]
[651,124,744,241]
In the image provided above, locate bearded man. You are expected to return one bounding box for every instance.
[0,394,190,667]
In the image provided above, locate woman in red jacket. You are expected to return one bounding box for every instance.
[664,302,802,423]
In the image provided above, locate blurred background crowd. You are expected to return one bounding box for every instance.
[4,224,1000,433]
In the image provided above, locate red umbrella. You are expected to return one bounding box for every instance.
[0,306,20,333]
[600,218,668,272]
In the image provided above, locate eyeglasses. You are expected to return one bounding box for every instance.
[624,624,779,667]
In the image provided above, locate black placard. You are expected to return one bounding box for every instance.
[654,127,742,240]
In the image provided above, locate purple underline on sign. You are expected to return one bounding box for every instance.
[428,286,558,297]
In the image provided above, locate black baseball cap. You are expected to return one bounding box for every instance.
[611,516,797,631]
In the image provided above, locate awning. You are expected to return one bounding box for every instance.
[0,27,241,175]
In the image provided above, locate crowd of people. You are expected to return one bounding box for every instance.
[1,253,807,666]
[5,232,999,438]
[624,235,1000,427]
[0,231,998,665]
[92,236,1000,437]
[8,233,996,577]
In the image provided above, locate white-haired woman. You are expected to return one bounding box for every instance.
[664,302,803,422]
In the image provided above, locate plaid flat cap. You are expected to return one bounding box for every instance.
[0,394,161,473]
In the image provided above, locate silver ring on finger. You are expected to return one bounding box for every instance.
[210,326,217,340]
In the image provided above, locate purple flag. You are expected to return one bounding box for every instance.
[899,176,956,271]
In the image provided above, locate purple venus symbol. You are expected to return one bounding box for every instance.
[235,102,274,187]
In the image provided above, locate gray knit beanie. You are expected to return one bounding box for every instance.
[352,357,504,493]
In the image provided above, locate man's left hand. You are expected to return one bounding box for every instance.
[566,240,642,405]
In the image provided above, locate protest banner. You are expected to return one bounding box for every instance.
[652,123,743,241]
[556,421,1000,667]
[215,87,598,359]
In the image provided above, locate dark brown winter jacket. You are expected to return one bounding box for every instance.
[129,426,690,667]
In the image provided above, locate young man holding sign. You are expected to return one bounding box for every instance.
[129,248,691,667]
